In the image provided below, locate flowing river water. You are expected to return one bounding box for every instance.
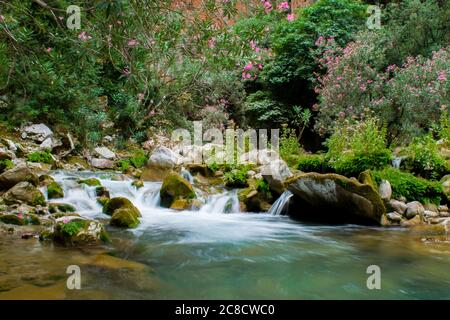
[0,171,449,299]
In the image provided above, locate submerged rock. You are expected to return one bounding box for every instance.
[2,182,46,206]
[160,173,196,208]
[0,164,39,190]
[286,173,386,225]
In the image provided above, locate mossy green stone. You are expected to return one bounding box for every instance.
[47,181,64,199]
[78,178,101,187]
[103,197,140,217]
[0,214,25,225]
[160,173,196,208]
[110,208,140,228]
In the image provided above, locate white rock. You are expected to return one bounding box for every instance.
[261,158,293,194]
[438,205,448,212]
[424,210,439,218]
[378,180,392,201]
[22,123,53,142]
[3,139,17,152]
[246,170,256,178]
[90,158,114,169]
[39,137,53,150]
[94,147,116,160]
[148,146,183,169]
[405,201,424,219]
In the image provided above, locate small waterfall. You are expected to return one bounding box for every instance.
[199,191,240,214]
[392,156,406,169]
[269,190,293,216]
[181,168,194,184]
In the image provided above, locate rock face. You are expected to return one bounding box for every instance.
[0,164,39,190]
[160,173,196,208]
[378,180,392,201]
[103,197,141,228]
[94,147,116,159]
[286,173,386,225]
[389,199,408,215]
[261,159,293,194]
[2,182,46,206]
[43,216,109,245]
[148,146,183,169]
[21,123,53,142]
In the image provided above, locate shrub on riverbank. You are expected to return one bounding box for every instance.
[372,168,444,204]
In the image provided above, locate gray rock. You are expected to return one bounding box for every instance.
[22,123,53,142]
[387,212,402,222]
[261,158,293,194]
[2,182,46,206]
[148,146,183,169]
[378,180,392,201]
[405,201,425,219]
[424,210,439,218]
[0,164,39,190]
[441,175,450,194]
[90,158,114,169]
[39,137,53,150]
[438,205,448,212]
[287,173,386,225]
[94,147,116,160]
[389,199,408,215]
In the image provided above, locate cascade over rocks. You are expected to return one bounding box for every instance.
[160,173,196,208]
[285,173,386,225]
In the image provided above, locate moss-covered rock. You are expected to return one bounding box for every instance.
[38,174,55,187]
[238,185,272,213]
[160,173,196,208]
[131,180,144,189]
[0,214,25,225]
[78,178,101,187]
[95,186,110,198]
[103,197,140,216]
[286,172,386,225]
[110,208,140,228]
[2,181,46,206]
[49,203,76,214]
[47,181,64,199]
[44,216,109,246]
[0,164,39,190]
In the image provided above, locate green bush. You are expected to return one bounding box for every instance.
[223,165,250,188]
[279,128,302,162]
[297,154,331,173]
[404,134,448,180]
[326,118,391,177]
[60,221,86,237]
[27,150,53,164]
[0,159,13,172]
[256,178,272,199]
[373,168,444,204]
[129,150,147,168]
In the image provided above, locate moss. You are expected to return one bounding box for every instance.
[103,197,141,217]
[0,214,25,225]
[59,220,88,237]
[358,170,378,192]
[49,203,76,213]
[372,168,445,204]
[78,178,101,187]
[33,191,46,206]
[47,181,64,199]
[38,174,55,186]
[27,150,54,164]
[160,173,196,208]
[95,186,110,198]
[110,208,140,228]
[97,196,109,206]
[0,159,13,173]
[131,180,144,189]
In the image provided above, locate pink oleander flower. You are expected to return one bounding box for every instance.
[244,62,253,71]
[46,47,53,53]
[78,31,92,41]
[128,39,138,47]
[0,15,4,22]
[208,37,216,49]
[287,13,295,22]
[17,213,23,219]
[277,1,290,11]
[62,218,70,224]
[263,1,272,12]
[437,71,446,82]
[137,93,145,101]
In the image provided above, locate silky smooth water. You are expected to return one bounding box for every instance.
[0,171,449,299]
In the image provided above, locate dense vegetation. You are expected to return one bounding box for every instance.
[0,0,449,193]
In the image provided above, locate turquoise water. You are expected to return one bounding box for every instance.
[0,172,449,299]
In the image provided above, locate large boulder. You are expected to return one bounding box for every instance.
[90,158,114,169]
[160,173,196,208]
[0,164,39,190]
[2,181,46,206]
[41,216,109,246]
[261,158,293,194]
[47,181,64,199]
[286,173,386,225]
[405,201,425,219]
[103,197,141,228]
[21,123,53,142]
[148,146,183,170]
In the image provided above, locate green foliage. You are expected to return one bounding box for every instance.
[129,150,147,168]
[60,221,85,237]
[27,150,53,164]
[373,168,444,204]
[256,178,271,199]
[117,159,131,172]
[404,134,448,180]
[223,164,250,188]
[326,118,391,177]
[0,159,14,172]
[297,154,331,173]
[279,128,301,164]
[208,162,219,173]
